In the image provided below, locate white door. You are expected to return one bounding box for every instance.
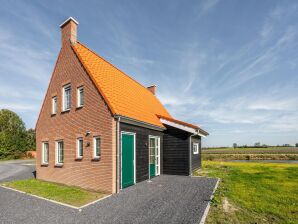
[149,136,160,176]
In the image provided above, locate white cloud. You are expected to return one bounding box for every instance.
[0,103,38,112]
[198,0,220,17]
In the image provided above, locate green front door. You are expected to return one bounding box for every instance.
[121,133,135,188]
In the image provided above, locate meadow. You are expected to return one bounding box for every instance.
[196,161,298,224]
[202,147,298,161]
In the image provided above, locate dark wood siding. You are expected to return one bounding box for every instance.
[163,125,190,175]
[191,136,202,173]
[120,123,163,183]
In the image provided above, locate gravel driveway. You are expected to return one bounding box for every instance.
[0,160,218,224]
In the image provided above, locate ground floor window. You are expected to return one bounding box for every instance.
[42,142,49,164]
[193,143,199,154]
[76,138,83,159]
[56,140,64,165]
[93,136,101,159]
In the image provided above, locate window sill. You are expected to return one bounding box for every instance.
[61,109,70,114]
[75,157,83,161]
[92,157,101,161]
[76,106,84,110]
[41,163,48,167]
[54,164,64,168]
[51,113,56,117]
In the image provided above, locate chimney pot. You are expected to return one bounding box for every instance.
[147,85,157,95]
[60,17,79,45]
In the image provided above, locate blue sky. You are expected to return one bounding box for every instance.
[0,0,298,147]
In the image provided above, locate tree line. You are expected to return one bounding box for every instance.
[0,109,35,160]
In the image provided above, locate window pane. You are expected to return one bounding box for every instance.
[78,87,84,106]
[58,142,64,163]
[43,143,49,163]
[52,97,57,114]
[149,138,155,148]
[95,137,100,157]
[78,139,83,157]
[64,86,71,110]
[45,143,49,163]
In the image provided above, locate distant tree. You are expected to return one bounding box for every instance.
[25,128,36,151]
[233,143,237,148]
[0,109,27,159]
[296,143,298,147]
[254,142,261,147]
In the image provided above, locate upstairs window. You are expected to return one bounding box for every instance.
[55,140,64,165]
[93,136,101,159]
[42,142,49,164]
[62,84,71,111]
[76,137,83,159]
[52,96,57,114]
[193,143,199,154]
[77,86,84,107]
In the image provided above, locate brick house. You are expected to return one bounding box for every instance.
[36,17,208,194]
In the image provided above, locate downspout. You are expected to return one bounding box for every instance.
[189,134,196,176]
[116,116,121,193]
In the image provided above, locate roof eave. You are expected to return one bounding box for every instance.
[159,117,208,137]
[115,115,165,131]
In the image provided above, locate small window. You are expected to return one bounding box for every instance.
[93,136,101,158]
[42,142,49,164]
[193,143,199,154]
[76,138,83,159]
[77,86,84,107]
[52,96,57,114]
[62,84,71,111]
[55,141,64,165]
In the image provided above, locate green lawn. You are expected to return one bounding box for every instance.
[205,147,297,150]
[195,161,298,224]
[2,179,107,207]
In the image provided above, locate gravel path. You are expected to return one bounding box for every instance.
[0,168,217,224]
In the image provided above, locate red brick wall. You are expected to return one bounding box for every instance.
[36,41,116,193]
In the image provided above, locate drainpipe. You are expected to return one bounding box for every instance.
[189,134,196,176]
[116,116,120,193]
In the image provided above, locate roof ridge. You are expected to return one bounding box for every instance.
[76,42,155,95]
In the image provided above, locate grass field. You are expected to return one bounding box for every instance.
[195,161,298,224]
[203,147,298,154]
[2,179,107,207]
[202,147,298,161]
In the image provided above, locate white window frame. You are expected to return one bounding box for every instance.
[42,142,49,164]
[77,86,84,107]
[52,96,57,114]
[76,137,83,159]
[62,84,71,111]
[55,140,64,165]
[93,136,101,159]
[193,143,199,154]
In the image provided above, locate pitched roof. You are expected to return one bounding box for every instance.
[72,42,172,128]
[72,42,207,134]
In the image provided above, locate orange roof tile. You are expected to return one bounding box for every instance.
[72,42,172,128]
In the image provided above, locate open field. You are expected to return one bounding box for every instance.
[202,147,298,161]
[2,179,107,207]
[195,161,298,224]
[203,147,298,154]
